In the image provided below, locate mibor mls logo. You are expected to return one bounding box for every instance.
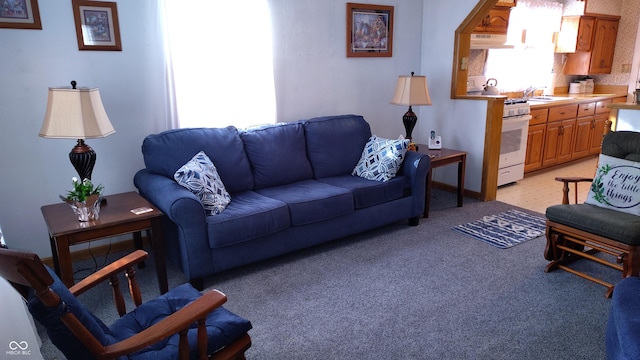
[6,340,32,356]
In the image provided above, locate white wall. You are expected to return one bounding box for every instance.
[0,0,427,257]
[0,1,168,255]
[269,0,424,138]
[420,0,489,193]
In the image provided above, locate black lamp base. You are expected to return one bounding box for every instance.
[69,139,96,180]
[402,105,417,141]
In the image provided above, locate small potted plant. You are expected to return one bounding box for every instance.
[61,177,104,221]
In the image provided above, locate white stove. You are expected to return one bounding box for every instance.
[498,98,531,186]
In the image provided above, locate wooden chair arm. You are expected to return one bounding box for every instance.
[69,250,148,296]
[554,177,594,204]
[554,176,593,183]
[101,289,228,359]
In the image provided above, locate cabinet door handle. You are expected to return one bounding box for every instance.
[591,120,596,128]
[559,125,564,135]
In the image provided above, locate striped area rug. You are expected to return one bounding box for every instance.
[452,209,546,249]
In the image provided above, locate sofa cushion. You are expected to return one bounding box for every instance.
[206,191,290,248]
[240,123,313,189]
[352,136,409,182]
[546,203,640,245]
[302,115,372,178]
[174,151,231,215]
[142,127,253,193]
[318,175,406,209]
[110,283,252,360]
[257,180,354,225]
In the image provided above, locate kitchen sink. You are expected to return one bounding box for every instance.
[528,95,576,102]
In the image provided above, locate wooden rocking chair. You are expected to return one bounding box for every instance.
[0,248,251,359]
[544,131,640,298]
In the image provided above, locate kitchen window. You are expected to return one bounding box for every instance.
[485,0,564,93]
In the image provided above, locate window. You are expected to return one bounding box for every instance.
[485,0,563,93]
[162,1,276,129]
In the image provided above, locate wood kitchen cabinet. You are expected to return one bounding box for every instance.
[474,7,511,34]
[543,119,576,167]
[572,102,596,159]
[589,99,612,154]
[589,113,609,154]
[524,123,546,172]
[541,104,578,167]
[555,16,594,53]
[524,108,548,172]
[495,0,516,7]
[525,99,614,174]
[563,16,620,75]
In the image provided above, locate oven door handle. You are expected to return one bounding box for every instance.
[503,114,532,125]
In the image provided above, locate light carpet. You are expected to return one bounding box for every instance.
[452,209,546,249]
[37,190,616,359]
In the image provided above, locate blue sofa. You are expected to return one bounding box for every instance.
[607,277,640,359]
[134,115,431,289]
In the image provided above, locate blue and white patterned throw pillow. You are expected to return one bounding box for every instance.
[174,151,231,215]
[352,136,409,182]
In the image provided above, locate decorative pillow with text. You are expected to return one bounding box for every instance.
[352,136,409,182]
[585,154,640,216]
[174,151,231,215]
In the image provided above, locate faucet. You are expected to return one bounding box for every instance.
[524,86,545,99]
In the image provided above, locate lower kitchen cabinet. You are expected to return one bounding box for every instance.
[524,96,622,174]
[524,123,546,172]
[573,115,595,159]
[589,113,608,154]
[543,119,575,167]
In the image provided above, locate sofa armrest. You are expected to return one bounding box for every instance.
[134,169,205,224]
[134,169,210,280]
[607,276,640,359]
[400,151,431,217]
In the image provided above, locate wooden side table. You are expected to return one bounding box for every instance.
[417,146,467,218]
[41,191,168,294]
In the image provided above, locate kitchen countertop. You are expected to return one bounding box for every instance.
[608,102,640,110]
[526,93,627,108]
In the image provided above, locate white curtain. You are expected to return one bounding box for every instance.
[162,1,277,129]
[485,0,564,92]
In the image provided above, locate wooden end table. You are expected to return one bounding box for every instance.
[41,191,168,294]
[417,146,467,218]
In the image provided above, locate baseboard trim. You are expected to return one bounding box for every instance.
[41,236,151,268]
[432,181,481,200]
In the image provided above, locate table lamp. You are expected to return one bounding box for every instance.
[39,81,115,180]
[390,72,432,143]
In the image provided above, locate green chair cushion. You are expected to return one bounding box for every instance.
[546,203,640,245]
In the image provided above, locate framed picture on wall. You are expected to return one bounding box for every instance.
[346,3,393,58]
[0,0,42,29]
[72,0,121,51]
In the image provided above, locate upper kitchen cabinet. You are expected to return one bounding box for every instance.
[495,0,517,7]
[559,15,620,75]
[555,16,595,53]
[474,7,511,34]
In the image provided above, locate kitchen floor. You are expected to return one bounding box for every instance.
[496,156,599,214]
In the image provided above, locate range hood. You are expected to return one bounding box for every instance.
[470,34,514,49]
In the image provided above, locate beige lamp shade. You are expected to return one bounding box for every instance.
[39,87,115,139]
[390,74,432,106]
